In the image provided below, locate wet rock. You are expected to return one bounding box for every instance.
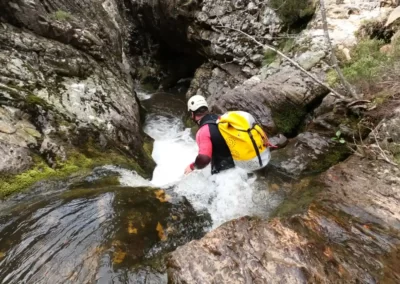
[268,132,346,177]
[0,177,211,282]
[268,134,288,149]
[167,155,400,283]
[142,92,187,118]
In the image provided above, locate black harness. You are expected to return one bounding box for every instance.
[199,114,235,174]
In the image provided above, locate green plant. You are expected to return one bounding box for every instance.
[331,130,345,144]
[52,10,71,21]
[328,39,390,88]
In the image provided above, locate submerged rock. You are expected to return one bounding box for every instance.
[0,171,211,283]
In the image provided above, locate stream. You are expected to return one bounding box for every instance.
[0,91,282,283]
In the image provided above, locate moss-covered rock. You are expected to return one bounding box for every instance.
[0,144,151,198]
[271,103,306,135]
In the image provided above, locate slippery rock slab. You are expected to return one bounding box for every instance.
[268,132,341,177]
[167,155,400,283]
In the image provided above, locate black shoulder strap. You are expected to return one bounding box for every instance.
[199,114,219,127]
[248,127,263,167]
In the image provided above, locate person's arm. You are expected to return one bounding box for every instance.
[185,125,212,174]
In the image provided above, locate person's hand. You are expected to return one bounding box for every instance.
[184,164,194,175]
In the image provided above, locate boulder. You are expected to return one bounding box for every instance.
[208,65,329,135]
[167,154,400,283]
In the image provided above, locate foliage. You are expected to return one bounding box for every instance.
[343,39,388,83]
[328,39,393,89]
[331,130,345,144]
[269,0,316,27]
[52,10,71,21]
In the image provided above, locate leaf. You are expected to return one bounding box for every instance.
[335,130,341,137]
[339,138,345,144]
[156,222,167,241]
[128,222,138,234]
[331,137,338,141]
[385,6,400,27]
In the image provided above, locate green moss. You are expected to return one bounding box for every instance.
[0,155,87,198]
[326,69,339,87]
[52,10,71,21]
[272,103,306,135]
[0,144,150,199]
[269,0,316,27]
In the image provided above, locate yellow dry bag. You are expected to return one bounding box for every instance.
[217,111,269,168]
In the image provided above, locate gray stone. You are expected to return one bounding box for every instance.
[0,121,16,134]
[167,156,400,283]
[295,50,326,71]
[0,141,33,174]
[269,132,334,176]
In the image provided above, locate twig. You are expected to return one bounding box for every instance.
[215,25,347,100]
[369,125,398,166]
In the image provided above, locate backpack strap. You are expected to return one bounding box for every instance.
[247,127,263,167]
[199,114,219,127]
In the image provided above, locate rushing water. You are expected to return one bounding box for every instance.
[141,112,280,228]
[0,91,281,283]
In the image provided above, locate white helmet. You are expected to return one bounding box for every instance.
[187,95,208,112]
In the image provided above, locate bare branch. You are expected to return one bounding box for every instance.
[215,25,347,101]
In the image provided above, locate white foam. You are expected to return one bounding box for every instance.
[174,167,271,228]
[102,165,151,187]
[136,90,152,101]
[106,114,278,228]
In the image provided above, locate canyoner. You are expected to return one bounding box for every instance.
[184,95,271,175]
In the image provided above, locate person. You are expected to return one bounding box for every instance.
[184,95,235,175]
